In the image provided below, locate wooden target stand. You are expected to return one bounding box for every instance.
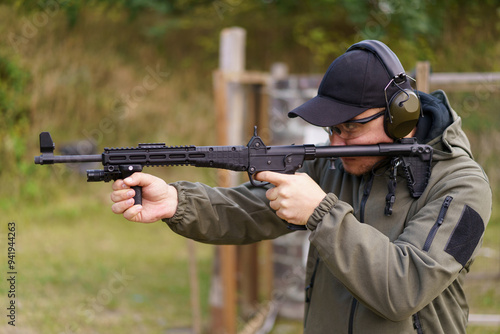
[210,27,274,334]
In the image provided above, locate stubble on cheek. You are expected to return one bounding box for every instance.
[340,156,387,176]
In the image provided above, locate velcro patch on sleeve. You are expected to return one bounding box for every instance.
[445,205,485,267]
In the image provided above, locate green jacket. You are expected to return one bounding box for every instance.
[165,91,491,333]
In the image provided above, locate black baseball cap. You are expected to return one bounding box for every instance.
[288,46,411,127]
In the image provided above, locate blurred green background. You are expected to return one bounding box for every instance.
[1,1,499,333]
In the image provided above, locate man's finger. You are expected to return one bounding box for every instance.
[112,179,128,191]
[111,198,135,214]
[266,187,279,201]
[123,173,140,187]
[255,171,290,185]
[122,205,143,222]
[123,172,157,187]
[110,189,135,203]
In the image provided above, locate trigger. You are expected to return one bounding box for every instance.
[248,172,269,187]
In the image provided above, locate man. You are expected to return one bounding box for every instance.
[110,40,491,333]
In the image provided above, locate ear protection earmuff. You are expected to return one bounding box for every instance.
[346,40,421,139]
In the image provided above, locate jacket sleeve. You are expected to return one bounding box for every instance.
[306,158,492,321]
[163,181,292,245]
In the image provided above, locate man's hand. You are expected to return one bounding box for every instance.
[255,172,326,226]
[110,172,178,223]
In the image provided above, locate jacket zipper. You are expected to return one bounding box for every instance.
[348,299,357,334]
[305,257,320,303]
[348,175,374,333]
[423,196,453,252]
[360,174,374,224]
[304,256,320,327]
[413,313,424,334]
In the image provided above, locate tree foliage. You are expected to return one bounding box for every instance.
[0,55,31,177]
[7,0,500,70]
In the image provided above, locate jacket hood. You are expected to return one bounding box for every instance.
[415,90,473,160]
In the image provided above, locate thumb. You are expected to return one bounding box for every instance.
[123,172,155,187]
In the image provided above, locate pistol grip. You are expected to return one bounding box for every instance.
[119,165,144,205]
[132,186,142,205]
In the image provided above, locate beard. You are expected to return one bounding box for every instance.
[340,156,388,176]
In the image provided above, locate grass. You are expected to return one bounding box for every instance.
[1,181,215,333]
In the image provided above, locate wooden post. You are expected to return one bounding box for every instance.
[251,79,274,303]
[239,243,259,318]
[212,26,247,334]
[212,26,276,332]
[416,61,431,93]
[188,239,202,334]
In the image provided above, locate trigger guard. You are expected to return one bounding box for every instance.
[248,172,270,187]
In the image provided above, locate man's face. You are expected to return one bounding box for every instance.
[328,107,393,176]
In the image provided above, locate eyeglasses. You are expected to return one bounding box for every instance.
[324,110,385,139]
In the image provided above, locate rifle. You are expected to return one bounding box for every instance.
[35,127,433,229]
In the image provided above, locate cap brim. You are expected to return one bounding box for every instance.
[288,95,368,127]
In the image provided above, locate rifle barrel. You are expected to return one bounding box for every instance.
[313,143,429,159]
[34,154,102,165]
